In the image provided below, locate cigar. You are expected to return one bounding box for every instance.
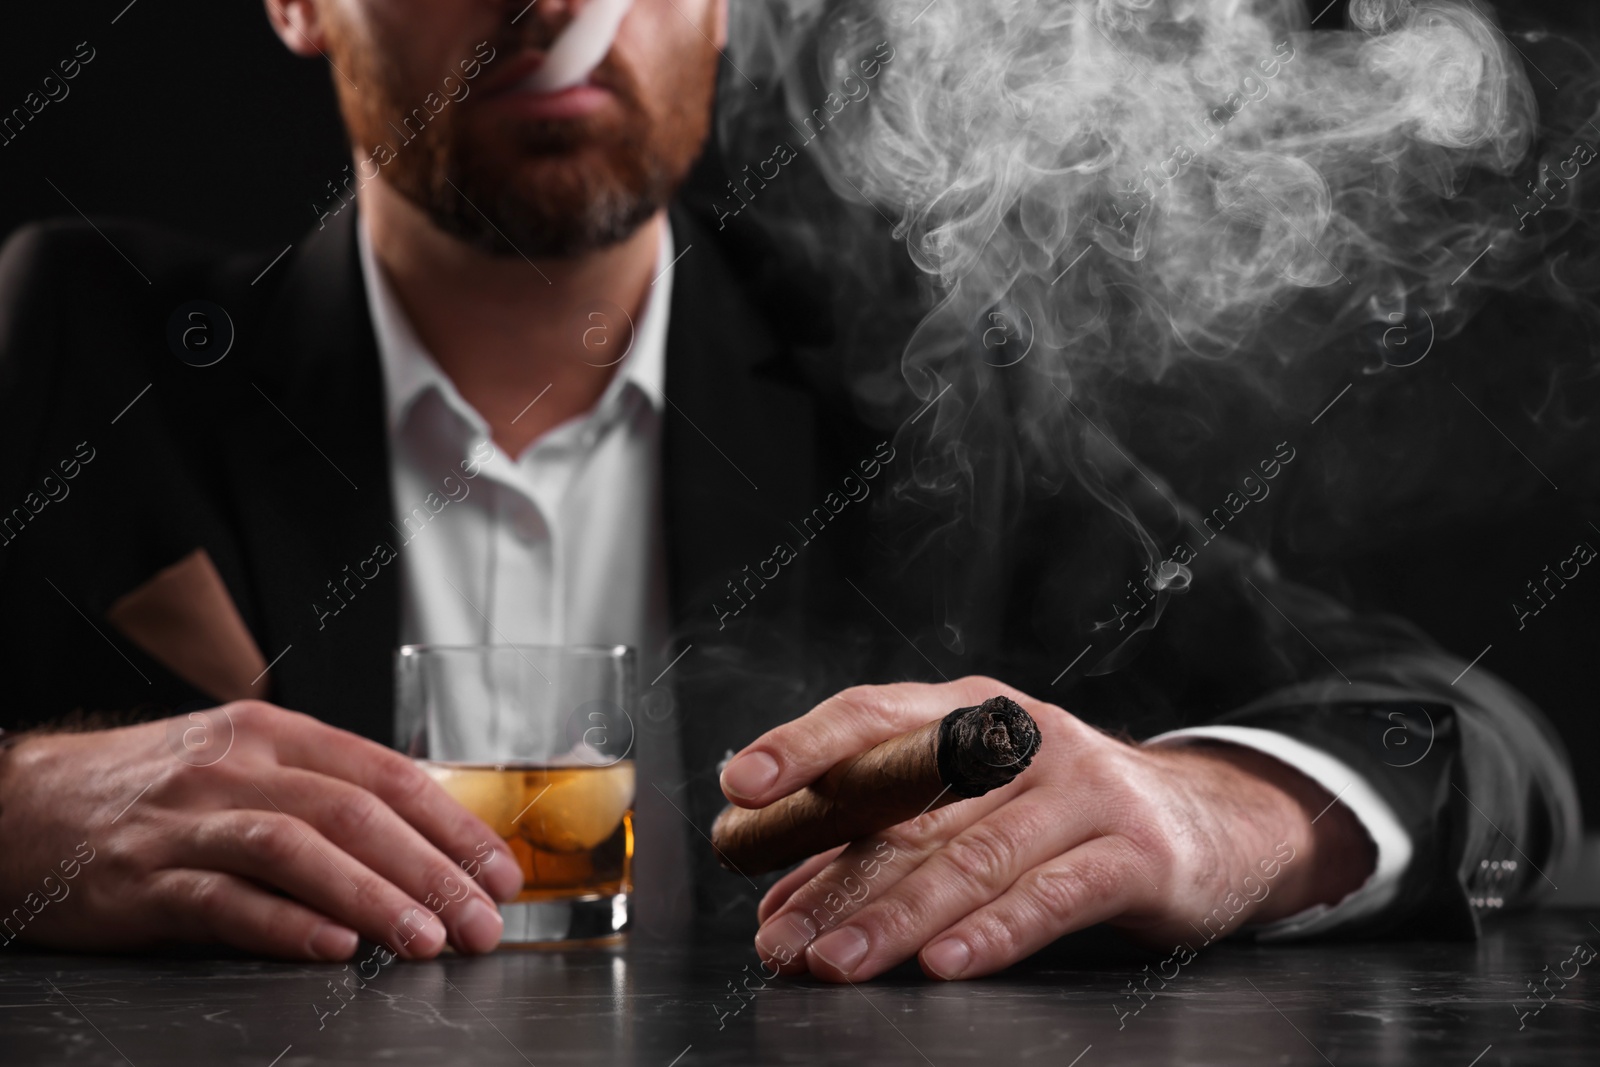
[711,695,1042,875]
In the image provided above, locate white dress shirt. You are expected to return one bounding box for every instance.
[359,216,1405,939]
[358,217,692,933]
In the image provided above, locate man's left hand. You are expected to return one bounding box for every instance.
[719,677,1376,981]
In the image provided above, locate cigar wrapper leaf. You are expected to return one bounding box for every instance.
[711,695,1041,875]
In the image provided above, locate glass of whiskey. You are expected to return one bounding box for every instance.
[395,644,636,946]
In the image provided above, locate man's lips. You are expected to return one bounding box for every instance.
[476,50,616,119]
[478,50,550,97]
[485,82,613,120]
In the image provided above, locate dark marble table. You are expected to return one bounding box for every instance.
[2,910,1596,1066]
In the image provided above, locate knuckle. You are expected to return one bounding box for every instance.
[1078,853,1126,907]
[222,700,299,745]
[829,685,900,728]
[781,875,851,925]
[937,824,1018,891]
[857,893,922,945]
[1021,862,1093,921]
[222,700,271,728]
[363,740,430,796]
[184,871,231,925]
[239,813,300,863]
[1076,750,1144,810]
[1024,705,1065,746]
[875,828,914,857]
[861,827,924,870]
[796,896,856,941]
[178,752,240,792]
[1121,812,1176,871]
[779,686,916,766]
[965,904,1029,960]
[1051,704,1115,749]
[1062,729,1121,775]
[1105,783,1178,872]
[952,674,1010,698]
[100,828,152,875]
[951,675,1034,711]
[389,754,435,800]
[140,760,186,801]
[323,790,384,842]
[887,812,947,852]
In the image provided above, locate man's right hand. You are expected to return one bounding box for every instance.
[0,701,523,960]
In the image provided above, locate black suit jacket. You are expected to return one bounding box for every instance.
[0,205,1580,935]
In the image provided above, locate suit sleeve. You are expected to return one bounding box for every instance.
[1141,502,1582,939]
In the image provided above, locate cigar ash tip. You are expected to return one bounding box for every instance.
[938,695,1042,798]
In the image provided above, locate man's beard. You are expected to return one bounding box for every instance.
[331,26,718,258]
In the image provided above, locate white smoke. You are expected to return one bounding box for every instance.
[725,0,1548,393]
[706,0,1600,602]
[703,0,1600,661]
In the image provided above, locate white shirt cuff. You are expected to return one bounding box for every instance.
[1142,724,1412,940]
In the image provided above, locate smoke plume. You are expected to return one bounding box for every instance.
[712,0,1600,609]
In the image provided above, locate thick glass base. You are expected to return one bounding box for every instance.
[499,892,631,947]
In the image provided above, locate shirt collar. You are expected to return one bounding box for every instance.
[357,212,673,445]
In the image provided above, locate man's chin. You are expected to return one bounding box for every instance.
[430,175,659,259]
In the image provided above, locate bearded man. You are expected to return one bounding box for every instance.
[0,0,1576,980]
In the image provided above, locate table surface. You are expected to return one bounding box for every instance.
[2,910,1597,1067]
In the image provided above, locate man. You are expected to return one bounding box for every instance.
[0,0,1578,981]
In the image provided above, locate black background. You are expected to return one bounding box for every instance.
[2,1,1597,821]
[1,0,347,252]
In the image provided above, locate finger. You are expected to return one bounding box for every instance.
[753,788,1020,975]
[178,808,449,959]
[754,836,916,977]
[264,708,523,902]
[917,836,1143,981]
[252,769,505,955]
[149,868,361,961]
[757,846,845,924]
[754,782,1019,973]
[796,793,1087,981]
[720,676,1031,807]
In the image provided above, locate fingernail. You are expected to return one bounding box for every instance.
[755,914,814,964]
[484,846,525,902]
[456,898,504,955]
[922,938,970,980]
[721,751,779,800]
[809,926,869,976]
[308,922,359,961]
[392,908,448,957]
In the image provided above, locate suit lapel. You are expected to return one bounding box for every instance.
[217,209,399,742]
